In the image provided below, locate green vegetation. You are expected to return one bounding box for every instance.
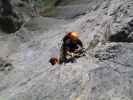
[39,0,59,16]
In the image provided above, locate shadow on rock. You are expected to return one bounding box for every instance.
[109,19,133,42]
[0,58,14,72]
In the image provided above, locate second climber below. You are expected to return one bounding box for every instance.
[59,32,84,64]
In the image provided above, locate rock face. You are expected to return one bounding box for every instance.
[0,0,133,100]
[0,0,40,33]
[0,0,22,33]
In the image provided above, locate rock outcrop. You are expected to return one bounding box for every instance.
[0,0,40,33]
[0,0,22,33]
